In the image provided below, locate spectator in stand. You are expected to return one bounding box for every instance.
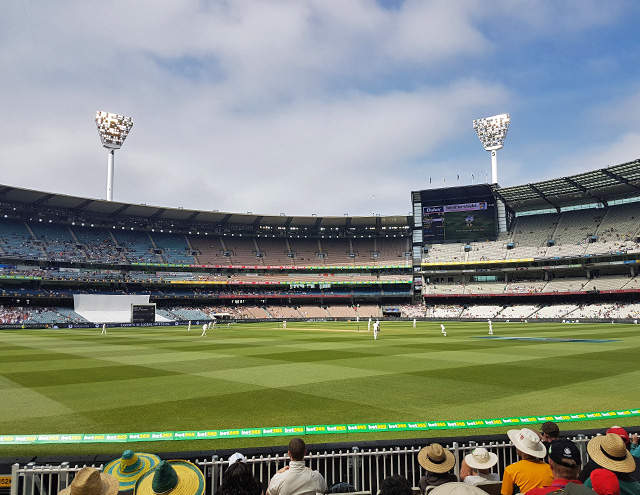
[501,428,553,495]
[430,483,488,495]
[219,453,263,495]
[460,447,499,485]
[632,433,640,459]
[525,439,588,495]
[134,459,205,495]
[581,428,637,483]
[59,466,119,495]
[267,438,327,495]
[379,475,412,495]
[582,434,640,495]
[590,470,620,495]
[418,443,458,494]
[537,421,560,462]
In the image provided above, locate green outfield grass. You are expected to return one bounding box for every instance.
[1,320,639,455]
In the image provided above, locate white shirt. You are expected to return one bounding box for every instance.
[268,461,327,495]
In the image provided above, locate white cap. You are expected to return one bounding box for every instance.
[228,452,246,466]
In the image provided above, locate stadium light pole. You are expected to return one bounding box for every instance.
[95,111,134,201]
[472,113,510,184]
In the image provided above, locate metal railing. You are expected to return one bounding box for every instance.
[9,435,594,495]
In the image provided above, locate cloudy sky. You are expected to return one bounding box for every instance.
[3,1,640,217]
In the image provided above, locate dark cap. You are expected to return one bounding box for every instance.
[548,439,581,467]
[540,421,560,437]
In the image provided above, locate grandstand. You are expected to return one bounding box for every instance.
[1,160,640,326]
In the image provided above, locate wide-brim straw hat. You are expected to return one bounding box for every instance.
[430,482,488,495]
[59,467,119,495]
[134,460,204,495]
[464,448,498,471]
[103,450,161,491]
[507,428,546,458]
[587,433,636,473]
[418,444,456,473]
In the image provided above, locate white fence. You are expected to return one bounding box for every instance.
[9,435,594,495]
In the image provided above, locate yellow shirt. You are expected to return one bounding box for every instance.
[501,459,553,495]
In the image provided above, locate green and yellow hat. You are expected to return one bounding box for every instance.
[134,460,204,495]
[103,450,161,491]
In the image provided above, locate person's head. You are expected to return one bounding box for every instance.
[219,462,261,495]
[590,469,620,495]
[464,448,498,474]
[548,439,581,480]
[606,427,630,448]
[379,475,412,495]
[587,434,636,473]
[418,443,456,474]
[540,421,560,442]
[288,438,306,461]
[507,428,546,460]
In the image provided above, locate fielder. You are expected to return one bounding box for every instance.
[373,320,379,340]
[187,320,191,332]
[101,323,106,335]
[368,317,372,331]
[201,323,207,337]
[488,319,493,335]
[413,318,416,328]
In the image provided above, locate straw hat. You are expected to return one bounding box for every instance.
[134,461,204,495]
[464,448,498,471]
[507,428,546,458]
[418,444,456,473]
[587,434,635,473]
[59,467,119,495]
[430,482,488,495]
[103,450,161,491]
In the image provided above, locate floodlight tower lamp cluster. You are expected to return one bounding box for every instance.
[95,111,134,201]
[472,113,510,184]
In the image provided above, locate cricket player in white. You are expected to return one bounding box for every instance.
[413,318,416,328]
[102,323,106,335]
[440,323,446,337]
[368,317,371,331]
[488,319,493,335]
[201,323,207,337]
[187,320,191,332]
[373,320,379,340]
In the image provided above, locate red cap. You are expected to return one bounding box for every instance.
[590,469,620,495]
[606,426,629,444]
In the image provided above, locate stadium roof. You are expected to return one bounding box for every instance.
[0,184,409,233]
[1,159,639,230]
[492,158,640,212]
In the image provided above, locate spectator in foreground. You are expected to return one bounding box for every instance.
[103,450,160,492]
[267,438,328,495]
[219,454,262,495]
[461,447,499,485]
[632,434,640,459]
[525,439,589,495]
[430,482,490,495]
[583,434,640,495]
[538,422,560,461]
[582,428,633,483]
[501,428,553,495]
[418,443,458,494]
[379,475,412,495]
[59,467,119,495]
[134,460,205,495]
[590,469,620,495]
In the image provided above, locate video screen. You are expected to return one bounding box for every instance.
[417,185,497,242]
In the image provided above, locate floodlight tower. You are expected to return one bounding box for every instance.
[472,113,510,184]
[95,111,134,201]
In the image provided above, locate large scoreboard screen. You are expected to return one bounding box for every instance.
[414,185,497,243]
